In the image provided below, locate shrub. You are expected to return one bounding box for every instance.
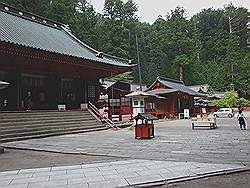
[238,98,250,106]
[215,91,250,108]
[215,91,238,108]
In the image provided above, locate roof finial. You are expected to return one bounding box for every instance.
[96,52,104,58]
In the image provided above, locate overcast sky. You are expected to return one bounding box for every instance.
[91,0,249,23]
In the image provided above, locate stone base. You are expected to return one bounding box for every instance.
[0,146,4,154]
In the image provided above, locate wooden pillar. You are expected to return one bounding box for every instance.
[84,80,87,103]
[108,96,112,120]
[46,74,61,109]
[119,98,122,121]
[16,72,21,110]
[6,71,20,110]
[74,78,81,109]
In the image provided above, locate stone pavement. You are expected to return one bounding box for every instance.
[0,159,246,188]
[1,114,250,187]
[3,117,250,166]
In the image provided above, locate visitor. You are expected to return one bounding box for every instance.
[237,110,247,130]
[24,91,32,111]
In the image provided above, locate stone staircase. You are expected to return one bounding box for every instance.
[0,110,108,143]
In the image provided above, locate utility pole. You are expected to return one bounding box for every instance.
[193,19,200,61]
[228,15,234,90]
[136,34,142,91]
[228,16,233,34]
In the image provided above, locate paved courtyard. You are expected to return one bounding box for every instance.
[0,159,245,188]
[1,113,250,187]
[3,116,250,166]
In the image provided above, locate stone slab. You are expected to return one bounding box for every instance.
[3,117,250,167]
[0,159,246,188]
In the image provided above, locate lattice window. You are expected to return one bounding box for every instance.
[87,85,96,98]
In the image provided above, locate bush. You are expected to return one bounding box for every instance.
[215,91,238,108]
[215,91,250,108]
[238,98,250,106]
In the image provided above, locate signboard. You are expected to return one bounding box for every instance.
[202,108,206,114]
[184,109,190,119]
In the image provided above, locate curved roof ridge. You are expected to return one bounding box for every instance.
[158,76,184,84]
[61,27,133,65]
[62,26,131,65]
[0,3,63,29]
[103,53,131,65]
[61,26,99,54]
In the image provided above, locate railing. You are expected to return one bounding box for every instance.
[88,101,117,130]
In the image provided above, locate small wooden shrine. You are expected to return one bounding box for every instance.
[131,113,158,139]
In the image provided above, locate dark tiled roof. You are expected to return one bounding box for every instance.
[158,77,205,97]
[0,4,133,67]
[146,88,178,95]
[102,80,117,89]
[132,113,158,120]
[130,83,147,92]
[188,84,209,93]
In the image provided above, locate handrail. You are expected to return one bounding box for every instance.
[88,102,117,130]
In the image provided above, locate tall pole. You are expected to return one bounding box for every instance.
[136,34,142,91]
[228,16,234,89]
[193,19,200,61]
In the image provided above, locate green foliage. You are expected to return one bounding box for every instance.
[111,71,134,82]
[215,91,250,108]
[238,98,250,106]
[2,1,249,97]
[103,0,137,21]
[215,91,238,108]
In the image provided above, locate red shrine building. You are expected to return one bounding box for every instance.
[100,80,147,121]
[145,77,205,118]
[0,3,134,111]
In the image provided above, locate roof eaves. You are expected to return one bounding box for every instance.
[0,4,134,68]
[0,40,92,63]
[146,89,179,95]
[158,76,184,85]
[61,26,98,54]
[61,26,133,67]
[0,33,134,69]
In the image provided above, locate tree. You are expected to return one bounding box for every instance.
[215,91,238,108]
[215,91,250,108]
[103,0,137,21]
[2,1,249,96]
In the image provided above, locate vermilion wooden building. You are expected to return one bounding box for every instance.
[0,4,134,111]
[145,77,204,118]
[100,80,147,121]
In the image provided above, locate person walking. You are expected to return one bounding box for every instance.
[237,110,247,130]
[24,91,32,111]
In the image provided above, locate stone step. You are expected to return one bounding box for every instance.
[0,116,98,126]
[0,124,107,139]
[0,110,88,114]
[0,120,101,133]
[0,111,91,119]
[0,127,109,143]
[0,110,106,143]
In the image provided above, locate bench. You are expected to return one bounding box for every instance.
[191,118,217,129]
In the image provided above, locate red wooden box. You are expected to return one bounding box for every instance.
[131,113,158,139]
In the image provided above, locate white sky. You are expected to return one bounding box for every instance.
[91,0,249,23]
